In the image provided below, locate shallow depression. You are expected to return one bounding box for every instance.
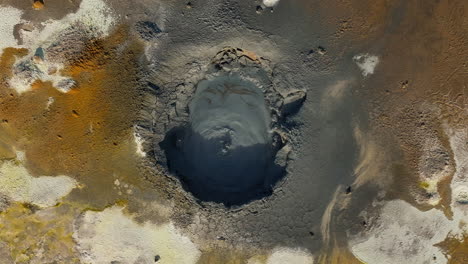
[161,75,284,205]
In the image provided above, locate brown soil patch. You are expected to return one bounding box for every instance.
[436,235,468,264]
[361,0,467,211]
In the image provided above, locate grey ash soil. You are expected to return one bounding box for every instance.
[108,0,375,255]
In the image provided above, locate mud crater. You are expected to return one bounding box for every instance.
[152,47,306,206]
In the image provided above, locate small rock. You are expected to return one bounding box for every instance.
[135,21,162,41]
[147,81,162,96]
[256,5,263,13]
[317,46,326,55]
[275,144,292,167]
[34,47,45,61]
[281,90,307,116]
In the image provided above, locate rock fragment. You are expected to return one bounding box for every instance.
[281,90,307,116]
[275,144,292,168]
[135,21,162,41]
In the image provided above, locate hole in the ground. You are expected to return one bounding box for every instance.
[160,75,285,206]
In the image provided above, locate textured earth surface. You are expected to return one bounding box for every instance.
[0,0,467,263]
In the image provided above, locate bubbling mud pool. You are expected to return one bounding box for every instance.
[161,74,285,205]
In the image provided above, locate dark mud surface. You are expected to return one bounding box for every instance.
[130,0,365,253]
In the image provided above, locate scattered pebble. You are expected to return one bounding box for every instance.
[317,46,326,55]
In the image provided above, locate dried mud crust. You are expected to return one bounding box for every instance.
[139,47,306,206]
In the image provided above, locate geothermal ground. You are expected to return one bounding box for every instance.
[0,0,467,263]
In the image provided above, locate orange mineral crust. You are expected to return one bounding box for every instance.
[0,28,147,208]
[32,0,44,10]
